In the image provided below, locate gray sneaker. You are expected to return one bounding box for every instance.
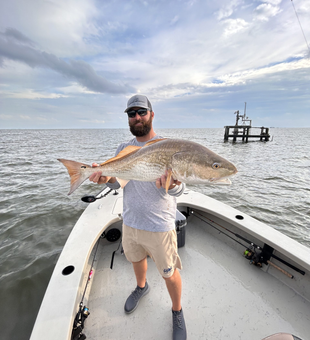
[172,309,187,340]
[124,281,150,314]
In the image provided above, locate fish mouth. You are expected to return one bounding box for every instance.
[210,177,232,185]
[210,169,237,185]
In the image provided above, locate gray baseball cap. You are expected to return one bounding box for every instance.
[124,95,153,112]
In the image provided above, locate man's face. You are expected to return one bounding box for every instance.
[128,107,153,137]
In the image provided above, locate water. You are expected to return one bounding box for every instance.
[0,128,309,340]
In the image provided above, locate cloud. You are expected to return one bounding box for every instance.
[216,0,243,20]
[3,89,69,99]
[19,115,31,120]
[260,0,282,5]
[56,84,97,94]
[254,3,282,21]
[0,89,69,100]
[217,57,310,85]
[221,18,249,37]
[2,27,35,47]
[143,57,310,102]
[0,28,135,94]
[0,113,58,124]
[0,114,12,120]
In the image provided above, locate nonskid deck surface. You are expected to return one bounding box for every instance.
[85,220,310,340]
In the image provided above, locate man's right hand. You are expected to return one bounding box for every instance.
[89,163,116,185]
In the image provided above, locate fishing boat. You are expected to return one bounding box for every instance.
[30,186,310,340]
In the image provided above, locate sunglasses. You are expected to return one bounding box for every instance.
[127,108,148,118]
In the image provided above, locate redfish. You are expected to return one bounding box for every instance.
[58,138,237,195]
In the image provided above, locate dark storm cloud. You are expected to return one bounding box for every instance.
[0,28,134,94]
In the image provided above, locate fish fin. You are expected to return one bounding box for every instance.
[116,177,130,188]
[144,138,167,147]
[165,168,173,193]
[99,145,141,166]
[58,159,91,195]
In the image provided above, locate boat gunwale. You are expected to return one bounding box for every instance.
[177,190,310,273]
[30,187,123,340]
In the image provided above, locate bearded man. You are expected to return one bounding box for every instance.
[90,95,187,340]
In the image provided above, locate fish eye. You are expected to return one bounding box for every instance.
[212,163,221,169]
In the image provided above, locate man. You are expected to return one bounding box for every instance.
[89,95,187,340]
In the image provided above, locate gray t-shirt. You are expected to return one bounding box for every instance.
[107,136,185,232]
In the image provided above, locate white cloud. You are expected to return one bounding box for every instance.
[3,90,69,100]
[260,0,282,5]
[216,0,243,20]
[297,2,310,14]
[0,114,12,120]
[217,58,310,85]
[142,57,310,101]
[254,3,282,21]
[0,113,59,124]
[57,84,99,95]
[221,18,249,37]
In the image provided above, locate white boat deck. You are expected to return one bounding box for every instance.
[85,215,310,340]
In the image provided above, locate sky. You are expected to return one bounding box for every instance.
[0,0,309,129]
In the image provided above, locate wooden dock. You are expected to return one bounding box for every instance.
[224,104,270,142]
[224,125,270,142]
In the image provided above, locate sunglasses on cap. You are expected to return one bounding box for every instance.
[127,108,148,118]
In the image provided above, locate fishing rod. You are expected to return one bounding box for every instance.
[71,230,109,340]
[291,0,310,53]
[191,210,305,277]
[72,187,118,339]
[71,237,100,340]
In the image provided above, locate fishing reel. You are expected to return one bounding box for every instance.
[244,244,263,268]
[72,305,90,340]
[82,306,90,318]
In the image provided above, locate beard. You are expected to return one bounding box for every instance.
[129,114,153,137]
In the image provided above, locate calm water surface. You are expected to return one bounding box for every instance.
[0,128,309,339]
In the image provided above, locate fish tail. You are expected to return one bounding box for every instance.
[58,159,91,195]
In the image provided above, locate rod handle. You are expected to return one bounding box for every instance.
[267,260,294,279]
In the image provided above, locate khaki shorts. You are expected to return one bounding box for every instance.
[122,223,182,278]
